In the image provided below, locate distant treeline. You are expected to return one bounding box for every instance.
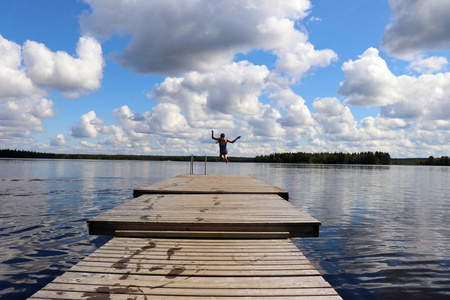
[2,149,448,166]
[255,151,392,165]
[393,156,450,166]
[422,156,450,165]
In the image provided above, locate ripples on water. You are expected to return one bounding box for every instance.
[0,159,186,299]
[0,176,124,299]
[275,164,450,300]
[0,159,449,299]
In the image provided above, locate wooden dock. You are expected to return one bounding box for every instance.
[133,174,290,200]
[29,174,341,299]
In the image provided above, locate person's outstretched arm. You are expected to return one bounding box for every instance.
[229,136,241,143]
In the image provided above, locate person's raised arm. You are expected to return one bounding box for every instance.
[229,136,241,143]
[211,130,219,141]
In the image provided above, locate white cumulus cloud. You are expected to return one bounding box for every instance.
[138,103,192,137]
[149,61,270,125]
[23,35,104,99]
[70,111,105,138]
[0,34,106,146]
[339,48,450,121]
[339,48,399,107]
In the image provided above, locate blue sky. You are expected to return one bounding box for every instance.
[1,0,449,158]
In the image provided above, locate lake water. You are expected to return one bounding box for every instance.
[0,158,449,299]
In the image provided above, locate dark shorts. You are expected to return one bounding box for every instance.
[220,144,228,155]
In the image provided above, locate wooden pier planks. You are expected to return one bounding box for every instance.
[133,174,290,200]
[29,237,342,299]
[88,193,321,237]
[29,175,341,299]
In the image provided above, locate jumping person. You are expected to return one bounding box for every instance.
[211,130,241,163]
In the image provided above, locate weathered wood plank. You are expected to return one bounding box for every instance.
[68,266,320,277]
[86,252,308,262]
[31,292,343,300]
[74,260,316,270]
[86,253,308,262]
[50,272,334,289]
[80,257,312,266]
[103,237,302,247]
[37,283,339,296]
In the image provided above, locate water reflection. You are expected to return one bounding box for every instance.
[274,164,450,299]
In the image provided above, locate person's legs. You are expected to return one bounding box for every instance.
[220,150,228,162]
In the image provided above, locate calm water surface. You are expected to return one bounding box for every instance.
[0,159,449,299]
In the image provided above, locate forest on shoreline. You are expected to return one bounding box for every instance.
[1,149,449,166]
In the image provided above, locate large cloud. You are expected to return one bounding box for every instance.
[146,60,316,143]
[0,34,105,147]
[338,48,399,107]
[309,98,429,156]
[23,35,104,99]
[80,0,336,77]
[330,47,450,157]
[339,48,450,121]
[0,34,104,100]
[96,105,205,154]
[106,104,194,144]
[359,116,406,140]
[149,61,269,126]
[0,35,57,139]
[89,58,317,152]
[137,103,192,137]
[382,0,450,59]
